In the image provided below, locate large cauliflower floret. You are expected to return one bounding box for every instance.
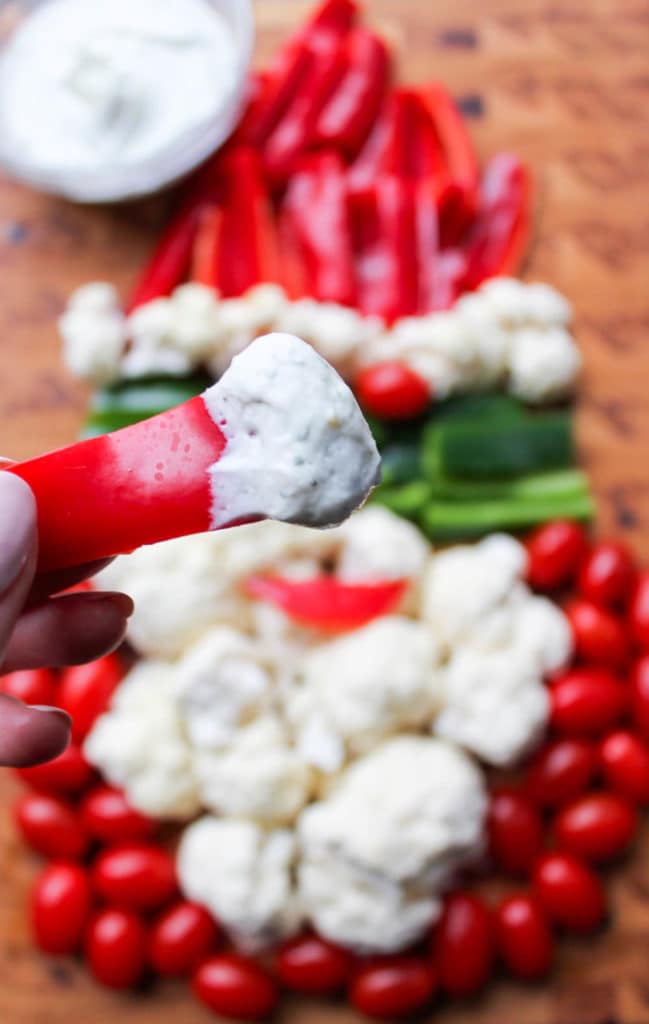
[96,522,332,659]
[335,505,430,586]
[434,648,550,767]
[177,817,301,950]
[297,736,487,952]
[59,282,127,385]
[287,617,443,772]
[84,662,200,819]
[174,626,275,750]
[193,717,314,826]
[123,297,195,378]
[421,533,529,652]
[276,298,382,377]
[508,326,583,403]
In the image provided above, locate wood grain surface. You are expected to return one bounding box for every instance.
[1,1,649,1022]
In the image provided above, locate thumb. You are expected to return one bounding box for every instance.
[0,695,71,767]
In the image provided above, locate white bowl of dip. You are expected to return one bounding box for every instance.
[0,0,254,202]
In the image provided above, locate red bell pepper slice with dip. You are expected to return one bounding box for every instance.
[216,148,282,296]
[314,27,390,158]
[7,335,380,572]
[244,575,407,631]
[282,151,356,307]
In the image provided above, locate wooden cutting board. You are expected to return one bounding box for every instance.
[1,1,649,1022]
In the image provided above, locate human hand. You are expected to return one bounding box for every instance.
[0,473,133,767]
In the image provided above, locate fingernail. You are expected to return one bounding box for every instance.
[28,705,72,726]
[81,591,134,617]
[0,474,36,592]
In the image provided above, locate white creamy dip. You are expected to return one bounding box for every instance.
[0,0,249,198]
[202,333,381,530]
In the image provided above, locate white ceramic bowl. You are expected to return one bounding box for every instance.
[0,0,254,203]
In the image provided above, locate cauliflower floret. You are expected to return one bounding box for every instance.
[478,277,535,328]
[336,506,429,586]
[421,534,528,652]
[177,817,301,949]
[434,648,549,766]
[298,853,438,955]
[193,717,314,826]
[59,282,127,385]
[298,736,486,951]
[97,523,333,659]
[360,315,470,399]
[96,534,251,658]
[276,299,381,377]
[287,617,442,771]
[453,298,511,387]
[174,627,275,749]
[123,297,194,377]
[168,283,223,360]
[207,284,288,376]
[84,662,200,819]
[510,595,573,675]
[508,326,581,403]
[524,283,573,327]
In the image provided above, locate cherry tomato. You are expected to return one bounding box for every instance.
[631,656,649,740]
[494,894,553,980]
[525,738,597,807]
[0,668,57,706]
[16,741,95,795]
[599,731,649,804]
[578,540,636,608]
[31,861,92,954]
[355,362,431,420]
[549,668,626,737]
[487,790,544,876]
[433,892,493,997]
[85,908,147,989]
[349,958,437,1019]
[525,520,587,591]
[554,792,637,862]
[14,792,88,859]
[532,852,606,933]
[58,654,124,742]
[193,954,279,1020]
[92,843,177,912]
[149,900,219,976]
[565,599,629,670]
[630,572,649,650]
[81,785,156,843]
[277,933,353,994]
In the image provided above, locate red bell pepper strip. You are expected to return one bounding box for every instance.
[276,207,309,300]
[350,177,419,323]
[281,151,356,307]
[216,147,281,297]
[125,203,203,313]
[460,153,532,289]
[263,34,350,182]
[414,179,440,314]
[8,396,227,572]
[230,71,272,146]
[427,249,470,311]
[243,575,407,631]
[314,28,390,158]
[191,206,222,288]
[419,82,480,226]
[248,0,357,150]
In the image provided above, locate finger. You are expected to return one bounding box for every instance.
[1,592,134,672]
[0,474,38,656]
[0,694,71,767]
[27,558,115,606]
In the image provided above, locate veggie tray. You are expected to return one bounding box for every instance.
[2,2,649,1024]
